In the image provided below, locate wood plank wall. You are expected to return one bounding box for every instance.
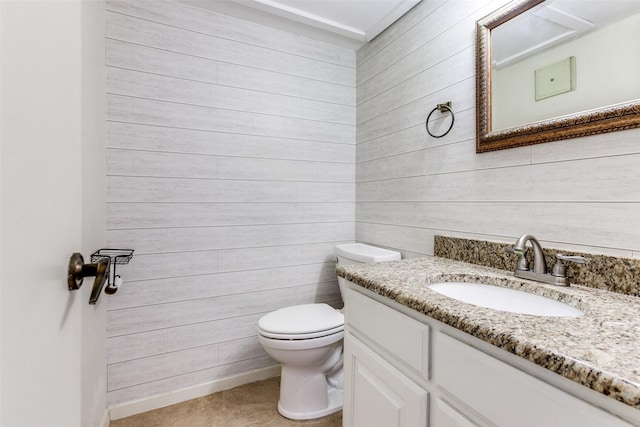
[103,0,640,408]
[355,0,640,259]
[104,0,355,405]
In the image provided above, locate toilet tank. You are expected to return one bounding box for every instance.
[334,243,401,266]
[334,243,401,308]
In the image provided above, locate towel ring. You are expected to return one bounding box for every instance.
[426,102,454,138]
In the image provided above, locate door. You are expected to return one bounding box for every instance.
[344,332,428,427]
[432,397,480,427]
[0,1,107,426]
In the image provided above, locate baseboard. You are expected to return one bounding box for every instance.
[108,365,281,420]
[99,408,110,427]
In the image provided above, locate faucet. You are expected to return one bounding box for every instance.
[513,234,547,274]
[508,234,586,286]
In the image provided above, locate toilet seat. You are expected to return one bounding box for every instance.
[258,329,344,351]
[258,303,344,340]
[259,325,344,340]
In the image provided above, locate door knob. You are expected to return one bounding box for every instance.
[67,253,110,304]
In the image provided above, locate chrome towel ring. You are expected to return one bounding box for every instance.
[426,101,454,138]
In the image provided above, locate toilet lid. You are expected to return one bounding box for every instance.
[258,304,344,338]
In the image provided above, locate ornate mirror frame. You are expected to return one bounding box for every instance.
[476,0,640,153]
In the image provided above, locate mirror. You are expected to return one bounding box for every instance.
[476,0,640,152]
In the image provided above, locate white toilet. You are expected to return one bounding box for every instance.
[257,243,401,420]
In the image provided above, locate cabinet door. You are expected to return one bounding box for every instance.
[344,332,428,427]
[432,398,480,427]
[434,332,633,427]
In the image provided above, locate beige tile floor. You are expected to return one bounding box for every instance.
[110,377,342,427]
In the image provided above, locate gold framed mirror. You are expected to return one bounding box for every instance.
[476,0,640,153]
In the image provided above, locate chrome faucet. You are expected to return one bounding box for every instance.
[508,234,586,287]
[513,234,547,274]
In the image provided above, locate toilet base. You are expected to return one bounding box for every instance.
[278,388,343,420]
[275,345,343,420]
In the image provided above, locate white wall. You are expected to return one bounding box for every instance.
[355,0,640,259]
[104,0,355,407]
[0,2,3,422]
[0,1,107,426]
[81,2,108,426]
[493,12,640,130]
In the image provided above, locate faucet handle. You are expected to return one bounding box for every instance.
[555,254,587,264]
[552,253,587,277]
[505,246,529,271]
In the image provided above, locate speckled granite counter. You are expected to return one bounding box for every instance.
[336,256,640,410]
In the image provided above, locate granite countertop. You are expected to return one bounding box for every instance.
[336,256,640,410]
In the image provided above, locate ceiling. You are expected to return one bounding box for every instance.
[182,0,421,49]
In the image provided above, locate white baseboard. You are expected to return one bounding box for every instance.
[108,365,281,420]
[99,408,110,427]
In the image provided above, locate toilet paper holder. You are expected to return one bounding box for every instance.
[67,248,134,304]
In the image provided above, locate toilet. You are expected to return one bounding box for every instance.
[257,243,401,420]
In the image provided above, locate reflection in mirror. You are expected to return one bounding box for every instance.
[476,0,640,152]
[492,0,640,130]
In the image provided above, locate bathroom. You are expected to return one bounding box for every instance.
[1,0,639,426]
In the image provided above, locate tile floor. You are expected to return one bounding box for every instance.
[110,377,342,427]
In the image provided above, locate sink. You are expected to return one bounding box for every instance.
[428,282,583,317]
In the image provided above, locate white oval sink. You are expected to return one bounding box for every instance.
[428,282,583,317]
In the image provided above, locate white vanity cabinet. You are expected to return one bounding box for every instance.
[343,284,637,427]
[344,334,428,427]
[344,288,430,427]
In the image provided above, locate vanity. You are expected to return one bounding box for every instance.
[337,257,640,427]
